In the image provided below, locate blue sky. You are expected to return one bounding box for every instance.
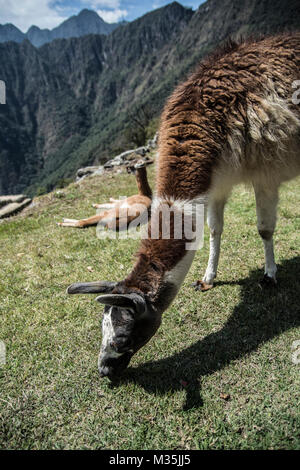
[0,0,205,32]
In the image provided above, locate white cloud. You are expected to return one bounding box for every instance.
[81,0,128,23]
[0,0,129,32]
[152,1,169,9]
[96,8,127,23]
[0,0,68,32]
[81,0,121,9]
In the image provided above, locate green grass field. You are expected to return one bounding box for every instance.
[0,164,299,450]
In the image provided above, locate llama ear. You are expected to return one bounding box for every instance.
[67,281,117,295]
[96,293,146,315]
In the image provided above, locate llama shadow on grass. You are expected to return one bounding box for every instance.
[120,256,300,410]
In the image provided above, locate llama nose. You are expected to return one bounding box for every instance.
[98,366,112,378]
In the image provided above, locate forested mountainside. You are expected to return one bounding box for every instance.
[0,0,299,196]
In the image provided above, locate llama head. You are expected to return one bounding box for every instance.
[126,158,154,175]
[67,281,161,379]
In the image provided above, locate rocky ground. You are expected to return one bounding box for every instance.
[0,133,158,220]
[0,195,32,219]
[75,133,158,183]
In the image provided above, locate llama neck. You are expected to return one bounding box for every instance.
[124,200,201,312]
[125,240,196,311]
[136,167,152,198]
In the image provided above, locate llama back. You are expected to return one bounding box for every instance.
[157,33,300,200]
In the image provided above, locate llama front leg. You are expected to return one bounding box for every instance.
[254,184,279,284]
[92,203,115,210]
[194,197,227,291]
[58,213,106,228]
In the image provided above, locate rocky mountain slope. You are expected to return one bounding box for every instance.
[0,0,299,196]
[0,23,25,44]
[0,9,120,47]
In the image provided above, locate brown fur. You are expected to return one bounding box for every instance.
[58,165,152,229]
[157,33,300,199]
[69,34,300,379]
[95,194,151,231]
[124,33,300,295]
[134,165,152,199]
[124,205,191,298]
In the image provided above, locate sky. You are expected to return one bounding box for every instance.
[0,0,205,33]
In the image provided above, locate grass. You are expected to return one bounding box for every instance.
[0,163,299,450]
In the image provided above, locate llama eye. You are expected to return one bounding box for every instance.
[150,262,160,272]
[112,337,133,352]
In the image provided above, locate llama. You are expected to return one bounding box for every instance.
[58,161,153,230]
[67,34,300,379]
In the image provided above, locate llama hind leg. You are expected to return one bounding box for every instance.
[92,203,115,210]
[194,196,227,291]
[58,213,106,228]
[57,218,81,227]
[254,184,279,284]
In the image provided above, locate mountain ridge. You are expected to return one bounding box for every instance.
[0,9,121,47]
[0,0,299,196]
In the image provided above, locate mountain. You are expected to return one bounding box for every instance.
[0,0,300,196]
[0,9,120,47]
[0,23,25,43]
[26,10,120,47]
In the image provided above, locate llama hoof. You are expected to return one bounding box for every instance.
[192,280,214,292]
[259,274,277,289]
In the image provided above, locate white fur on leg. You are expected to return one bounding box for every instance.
[202,197,227,285]
[62,218,79,223]
[203,232,222,285]
[93,203,115,210]
[57,218,80,227]
[254,184,279,281]
[263,238,277,280]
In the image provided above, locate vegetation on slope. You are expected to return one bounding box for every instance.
[0,166,299,449]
